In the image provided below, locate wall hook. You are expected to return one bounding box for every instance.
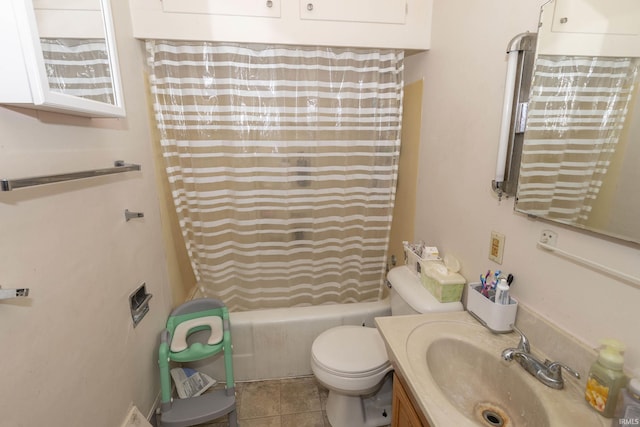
[125,209,144,222]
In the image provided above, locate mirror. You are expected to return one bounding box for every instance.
[1,0,125,117]
[514,0,640,245]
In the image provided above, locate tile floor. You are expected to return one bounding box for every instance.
[192,376,391,427]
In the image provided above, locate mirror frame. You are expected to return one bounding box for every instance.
[511,0,640,245]
[12,0,125,117]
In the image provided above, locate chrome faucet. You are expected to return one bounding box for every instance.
[501,325,580,390]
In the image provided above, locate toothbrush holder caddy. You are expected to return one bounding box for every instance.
[466,282,518,333]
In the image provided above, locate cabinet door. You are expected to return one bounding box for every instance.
[300,0,407,24]
[392,374,427,427]
[162,0,281,18]
[551,0,639,35]
[537,0,640,58]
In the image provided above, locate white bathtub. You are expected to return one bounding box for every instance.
[189,297,392,382]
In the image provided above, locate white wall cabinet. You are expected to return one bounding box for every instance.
[129,0,432,51]
[299,0,406,25]
[161,0,281,18]
[0,0,125,118]
[537,0,640,57]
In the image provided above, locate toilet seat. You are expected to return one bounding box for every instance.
[311,325,392,396]
[311,326,390,376]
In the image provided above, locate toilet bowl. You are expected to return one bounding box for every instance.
[311,326,392,395]
[311,325,393,427]
[310,265,464,427]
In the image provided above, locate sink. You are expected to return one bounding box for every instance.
[426,337,548,426]
[402,320,604,427]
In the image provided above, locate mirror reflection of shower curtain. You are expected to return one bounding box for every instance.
[40,38,114,104]
[517,55,639,224]
[146,41,404,311]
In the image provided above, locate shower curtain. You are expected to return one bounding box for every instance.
[146,41,404,311]
[40,38,115,104]
[517,55,639,223]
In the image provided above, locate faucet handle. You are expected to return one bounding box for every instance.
[511,324,530,353]
[545,360,581,380]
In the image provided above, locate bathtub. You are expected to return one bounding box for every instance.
[189,296,392,382]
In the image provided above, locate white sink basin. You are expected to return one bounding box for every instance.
[415,325,548,426]
[375,313,607,427]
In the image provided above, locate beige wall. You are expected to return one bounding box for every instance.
[388,80,423,267]
[0,2,173,426]
[409,0,640,377]
[147,91,197,304]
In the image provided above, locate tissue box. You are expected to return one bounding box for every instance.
[420,262,465,303]
[466,283,518,333]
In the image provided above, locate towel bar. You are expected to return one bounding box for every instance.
[1,161,141,191]
[537,240,640,288]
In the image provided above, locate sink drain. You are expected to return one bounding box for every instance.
[482,409,504,427]
[474,403,510,427]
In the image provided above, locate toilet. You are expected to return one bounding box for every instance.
[311,265,463,427]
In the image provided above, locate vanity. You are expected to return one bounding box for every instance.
[376,310,610,427]
[392,373,430,427]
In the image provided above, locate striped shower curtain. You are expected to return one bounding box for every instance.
[40,38,115,104]
[517,55,639,223]
[146,41,404,311]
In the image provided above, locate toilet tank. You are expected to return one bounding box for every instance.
[388,266,463,315]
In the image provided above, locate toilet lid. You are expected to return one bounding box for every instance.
[312,326,389,375]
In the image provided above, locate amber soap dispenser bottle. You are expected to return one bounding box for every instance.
[585,339,628,418]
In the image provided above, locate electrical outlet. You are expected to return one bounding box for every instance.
[489,231,505,264]
[540,229,558,246]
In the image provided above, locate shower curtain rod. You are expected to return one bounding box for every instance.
[1,161,141,191]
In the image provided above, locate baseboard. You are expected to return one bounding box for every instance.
[120,406,154,427]
[146,390,162,427]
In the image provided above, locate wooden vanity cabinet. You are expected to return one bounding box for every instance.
[392,373,431,427]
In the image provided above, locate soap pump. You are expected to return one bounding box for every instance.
[585,339,628,418]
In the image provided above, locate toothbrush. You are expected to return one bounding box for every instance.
[481,271,491,296]
[479,274,487,296]
[492,270,501,289]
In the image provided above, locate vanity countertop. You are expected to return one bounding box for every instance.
[375,311,609,427]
